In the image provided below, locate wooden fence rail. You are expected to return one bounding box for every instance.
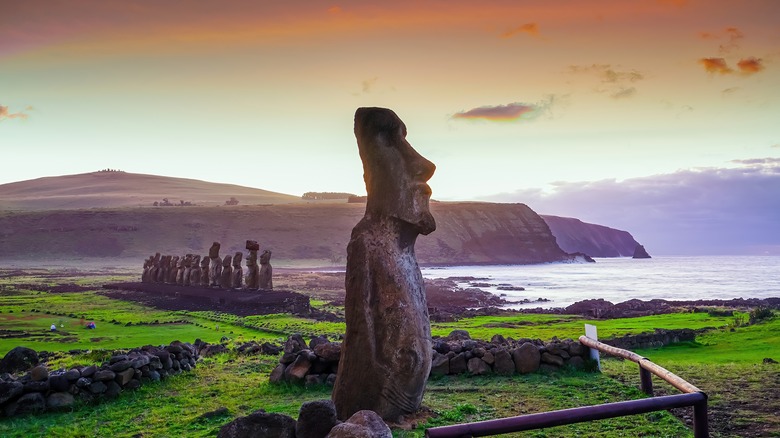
[425,334,708,438]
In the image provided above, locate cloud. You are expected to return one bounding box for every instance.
[0,105,30,121]
[698,57,732,74]
[568,64,644,98]
[361,77,378,93]
[501,23,539,39]
[482,160,780,255]
[451,98,555,122]
[737,57,764,74]
[610,87,636,99]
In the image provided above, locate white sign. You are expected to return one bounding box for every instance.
[584,324,601,371]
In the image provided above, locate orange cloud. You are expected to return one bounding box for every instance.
[451,100,554,122]
[698,57,732,74]
[737,57,764,74]
[0,105,30,121]
[501,23,539,39]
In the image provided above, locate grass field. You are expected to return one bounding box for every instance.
[1,270,777,437]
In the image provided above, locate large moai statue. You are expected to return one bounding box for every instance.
[182,254,193,286]
[141,257,152,283]
[219,254,233,289]
[208,242,221,287]
[258,250,273,290]
[157,255,168,283]
[245,240,260,289]
[189,255,202,286]
[231,252,243,289]
[332,107,436,421]
[175,255,187,285]
[200,255,210,287]
[150,253,161,283]
[167,256,180,284]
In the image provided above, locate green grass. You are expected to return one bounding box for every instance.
[430,311,736,342]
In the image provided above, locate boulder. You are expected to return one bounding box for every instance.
[284,354,313,383]
[429,352,449,377]
[217,410,296,438]
[49,374,70,392]
[448,330,471,341]
[30,365,49,382]
[0,347,39,374]
[449,352,468,375]
[314,343,342,362]
[116,368,135,386]
[93,369,116,382]
[88,381,107,394]
[4,392,46,416]
[512,343,541,374]
[467,358,491,376]
[268,364,286,383]
[297,399,341,438]
[105,381,122,398]
[326,410,392,438]
[492,349,515,376]
[541,352,565,367]
[0,380,23,405]
[110,360,132,373]
[46,392,75,410]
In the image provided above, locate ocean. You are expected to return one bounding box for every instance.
[420,256,780,309]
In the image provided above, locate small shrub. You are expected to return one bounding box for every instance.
[749,306,774,324]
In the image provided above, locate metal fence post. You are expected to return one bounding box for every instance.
[693,395,709,438]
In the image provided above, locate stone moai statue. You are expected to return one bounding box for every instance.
[141,257,152,283]
[189,255,202,286]
[175,255,187,286]
[231,252,243,289]
[332,107,436,421]
[158,255,169,283]
[167,256,180,284]
[208,242,221,287]
[258,250,273,290]
[245,240,260,290]
[200,255,210,287]
[219,254,233,289]
[150,253,161,283]
[182,254,193,286]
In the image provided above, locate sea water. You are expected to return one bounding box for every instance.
[420,256,780,309]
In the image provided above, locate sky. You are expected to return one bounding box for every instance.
[2,0,779,255]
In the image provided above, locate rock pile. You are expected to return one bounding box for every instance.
[268,334,341,387]
[0,341,199,418]
[269,330,592,386]
[218,399,392,438]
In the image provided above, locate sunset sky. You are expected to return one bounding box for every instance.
[2,0,779,255]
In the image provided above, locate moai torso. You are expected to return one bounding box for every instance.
[259,250,273,290]
[231,252,243,289]
[219,255,233,289]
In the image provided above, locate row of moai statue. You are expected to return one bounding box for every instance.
[141,241,272,290]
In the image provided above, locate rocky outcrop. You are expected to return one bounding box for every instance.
[542,215,643,258]
[633,244,652,259]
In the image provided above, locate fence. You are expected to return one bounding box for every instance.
[425,330,708,437]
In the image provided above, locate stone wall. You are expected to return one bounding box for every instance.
[601,328,697,351]
[269,330,593,386]
[0,341,199,417]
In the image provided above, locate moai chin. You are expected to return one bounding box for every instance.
[258,250,273,290]
[332,107,436,421]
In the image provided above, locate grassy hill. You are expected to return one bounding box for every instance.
[0,171,302,210]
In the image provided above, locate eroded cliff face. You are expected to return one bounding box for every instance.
[419,203,568,264]
[0,203,570,265]
[541,215,643,258]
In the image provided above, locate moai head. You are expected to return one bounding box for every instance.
[184,254,193,268]
[233,252,242,268]
[171,255,180,269]
[200,255,210,269]
[209,242,221,259]
[192,254,201,267]
[178,256,186,268]
[259,250,272,265]
[246,240,260,251]
[354,107,436,235]
[222,254,232,267]
[153,252,161,264]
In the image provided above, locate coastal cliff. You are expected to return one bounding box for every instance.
[541,215,645,258]
[0,203,569,265]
